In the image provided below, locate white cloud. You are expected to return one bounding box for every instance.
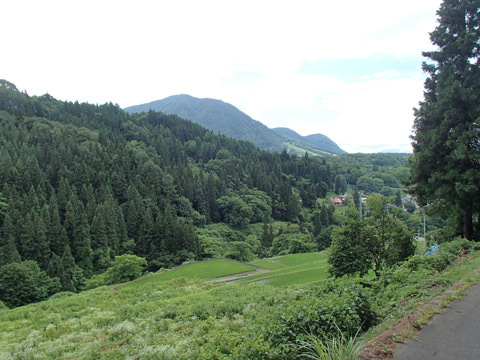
[1,0,443,152]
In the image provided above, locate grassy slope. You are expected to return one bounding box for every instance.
[2,251,480,359]
[0,280,283,359]
[0,259,282,359]
[364,250,480,345]
[0,254,330,359]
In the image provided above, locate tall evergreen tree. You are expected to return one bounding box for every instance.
[48,195,67,256]
[19,213,49,268]
[409,0,480,240]
[71,207,93,276]
[0,212,21,265]
[90,204,111,271]
[261,218,274,251]
[136,207,155,258]
[32,213,50,269]
[60,244,77,292]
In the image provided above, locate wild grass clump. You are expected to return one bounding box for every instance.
[296,328,362,360]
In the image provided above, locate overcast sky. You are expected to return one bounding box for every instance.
[2,0,443,153]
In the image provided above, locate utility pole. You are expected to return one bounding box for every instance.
[423,209,426,253]
[359,191,362,219]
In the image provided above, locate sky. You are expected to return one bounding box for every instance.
[2,0,443,153]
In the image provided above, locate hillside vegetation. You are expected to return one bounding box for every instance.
[0,80,412,307]
[124,94,345,155]
[2,242,479,359]
[0,79,453,359]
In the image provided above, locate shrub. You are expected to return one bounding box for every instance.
[422,237,473,272]
[423,253,452,272]
[84,273,108,290]
[404,237,473,273]
[104,254,147,284]
[263,279,376,358]
[440,237,472,256]
[373,263,436,317]
[85,254,147,289]
[0,260,60,308]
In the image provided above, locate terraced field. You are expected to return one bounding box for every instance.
[122,252,331,289]
[243,252,330,286]
[122,259,257,289]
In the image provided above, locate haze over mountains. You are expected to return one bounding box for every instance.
[124,94,346,156]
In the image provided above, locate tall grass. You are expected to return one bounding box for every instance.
[296,328,362,360]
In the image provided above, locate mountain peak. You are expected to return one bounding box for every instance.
[125,95,346,155]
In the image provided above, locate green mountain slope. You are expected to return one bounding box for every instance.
[273,127,346,155]
[124,94,287,151]
[124,95,346,155]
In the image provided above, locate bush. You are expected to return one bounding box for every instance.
[225,241,254,262]
[84,273,108,290]
[373,263,436,316]
[0,260,60,308]
[404,237,473,273]
[85,255,147,289]
[423,253,452,272]
[422,237,473,272]
[440,237,472,256]
[263,279,376,358]
[104,254,147,284]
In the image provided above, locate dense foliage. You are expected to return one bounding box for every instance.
[1,243,478,359]
[0,260,59,308]
[0,79,414,308]
[0,80,367,305]
[85,254,147,289]
[259,279,376,359]
[409,0,480,240]
[329,195,415,278]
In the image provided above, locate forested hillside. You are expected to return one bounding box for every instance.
[124,94,288,151]
[124,94,345,156]
[0,81,333,286]
[0,80,412,304]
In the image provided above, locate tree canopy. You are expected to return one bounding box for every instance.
[328,195,414,278]
[409,0,480,240]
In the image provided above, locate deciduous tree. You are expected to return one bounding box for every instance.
[329,195,414,277]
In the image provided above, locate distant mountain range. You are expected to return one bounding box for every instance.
[124,94,346,155]
[272,127,346,155]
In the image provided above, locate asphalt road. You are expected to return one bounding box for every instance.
[394,282,480,360]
